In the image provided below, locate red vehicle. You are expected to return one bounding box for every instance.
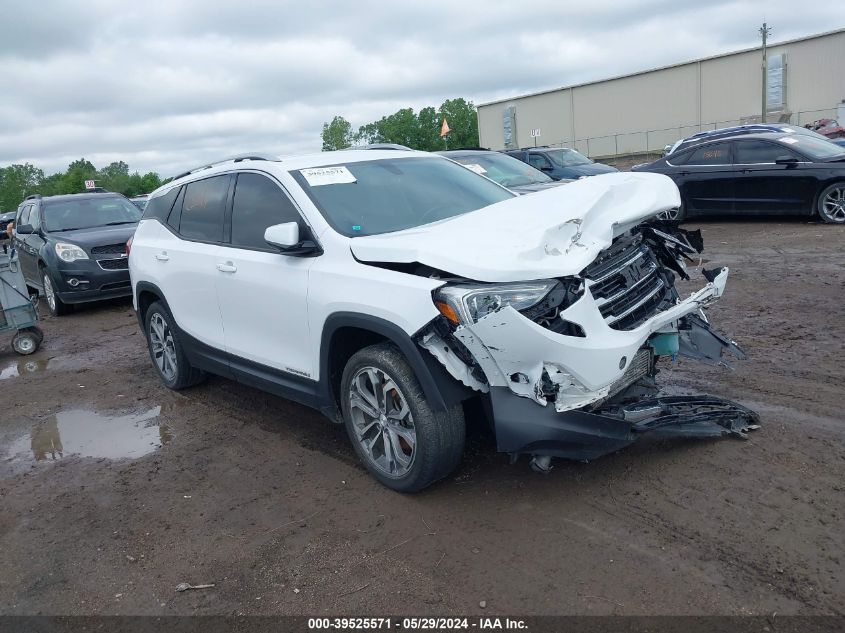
[805,118,845,139]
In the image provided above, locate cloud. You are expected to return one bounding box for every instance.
[0,0,839,176]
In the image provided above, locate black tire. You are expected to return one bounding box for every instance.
[816,182,845,223]
[340,343,465,492]
[12,330,39,355]
[143,300,205,390]
[41,269,71,316]
[28,326,44,344]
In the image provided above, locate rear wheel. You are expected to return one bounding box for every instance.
[144,300,205,389]
[817,182,845,223]
[340,343,465,492]
[42,270,71,316]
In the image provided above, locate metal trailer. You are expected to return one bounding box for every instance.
[0,243,43,355]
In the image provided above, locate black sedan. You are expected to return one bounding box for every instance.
[632,132,845,223]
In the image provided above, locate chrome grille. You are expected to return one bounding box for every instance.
[584,235,669,330]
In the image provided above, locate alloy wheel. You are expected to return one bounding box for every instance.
[149,312,178,382]
[348,366,416,478]
[43,274,56,312]
[821,185,845,223]
[656,207,681,221]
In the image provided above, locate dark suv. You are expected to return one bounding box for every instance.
[13,191,141,315]
[505,147,617,180]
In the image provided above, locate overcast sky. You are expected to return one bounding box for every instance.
[0,0,841,177]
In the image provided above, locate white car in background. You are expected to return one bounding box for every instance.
[129,149,758,492]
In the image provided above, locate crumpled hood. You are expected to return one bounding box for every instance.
[350,172,681,283]
[509,180,573,194]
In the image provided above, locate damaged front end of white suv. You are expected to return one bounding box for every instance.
[352,172,759,469]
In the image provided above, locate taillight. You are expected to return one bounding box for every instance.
[126,235,133,256]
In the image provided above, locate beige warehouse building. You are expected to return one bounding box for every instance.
[477,28,845,158]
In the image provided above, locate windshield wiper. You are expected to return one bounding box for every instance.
[103,221,138,226]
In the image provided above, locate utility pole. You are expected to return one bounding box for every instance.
[759,22,772,123]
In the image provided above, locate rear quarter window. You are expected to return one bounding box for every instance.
[143,187,181,222]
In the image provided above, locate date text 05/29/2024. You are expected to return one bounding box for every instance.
[307,618,528,630]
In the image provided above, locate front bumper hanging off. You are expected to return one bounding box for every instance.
[489,388,760,462]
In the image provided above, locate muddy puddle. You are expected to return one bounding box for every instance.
[5,406,171,465]
[0,357,77,380]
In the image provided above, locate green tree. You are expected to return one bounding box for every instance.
[38,173,64,197]
[327,97,480,152]
[97,161,131,194]
[0,163,45,211]
[139,171,162,194]
[321,115,355,151]
[61,158,97,194]
[438,98,479,149]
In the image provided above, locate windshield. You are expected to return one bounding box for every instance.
[778,135,845,160]
[544,148,592,167]
[292,157,514,237]
[42,196,141,232]
[447,152,552,187]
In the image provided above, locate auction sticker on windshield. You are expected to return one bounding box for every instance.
[300,166,357,186]
[463,163,487,175]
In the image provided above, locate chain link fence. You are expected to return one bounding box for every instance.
[533,108,840,168]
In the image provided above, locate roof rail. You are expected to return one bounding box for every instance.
[347,143,412,151]
[171,153,281,182]
[24,194,42,200]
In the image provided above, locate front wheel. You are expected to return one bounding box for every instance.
[42,270,71,316]
[656,203,686,223]
[817,182,845,223]
[340,343,465,492]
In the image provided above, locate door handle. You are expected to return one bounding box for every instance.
[740,169,752,174]
[678,171,690,176]
[155,253,169,261]
[216,262,237,273]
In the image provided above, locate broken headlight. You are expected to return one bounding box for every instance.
[434,281,558,326]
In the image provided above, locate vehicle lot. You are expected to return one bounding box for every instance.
[0,220,843,616]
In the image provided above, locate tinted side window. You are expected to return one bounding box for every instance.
[30,205,41,229]
[18,204,32,226]
[734,140,798,164]
[231,173,302,250]
[143,186,181,222]
[686,142,731,165]
[179,176,229,242]
[167,187,185,231]
[528,154,551,169]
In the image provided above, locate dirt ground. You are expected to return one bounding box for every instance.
[0,219,843,617]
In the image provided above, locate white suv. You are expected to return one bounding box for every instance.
[129,149,758,492]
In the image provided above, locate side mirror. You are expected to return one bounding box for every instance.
[265,222,299,249]
[264,222,321,257]
[539,165,553,172]
[775,156,798,166]
[14,223,33,235]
